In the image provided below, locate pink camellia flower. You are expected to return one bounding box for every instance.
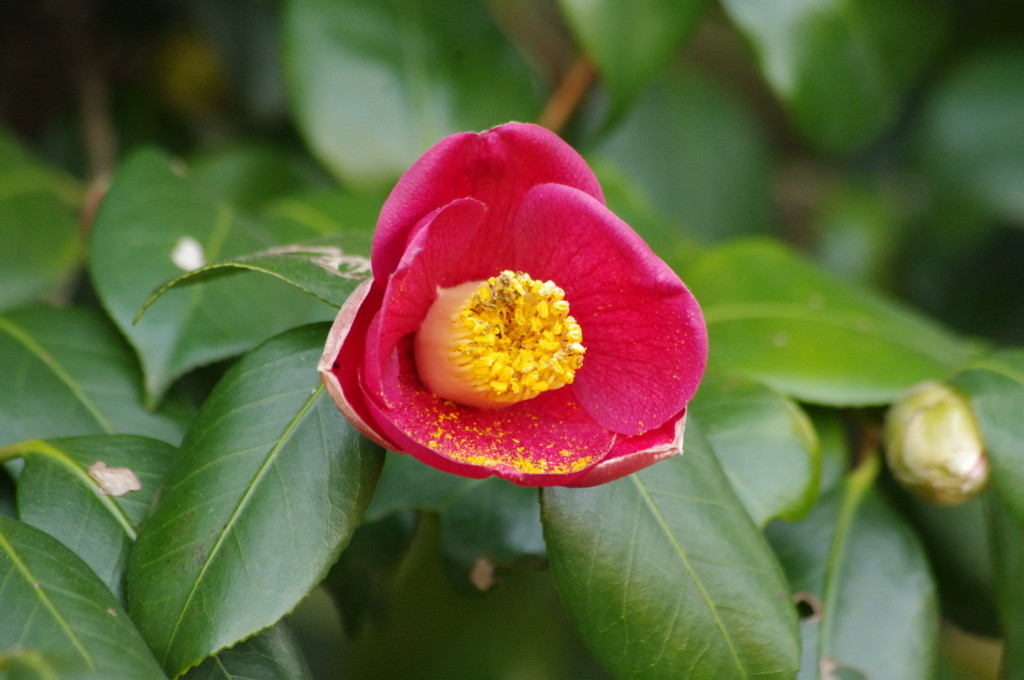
[318,122,707,487]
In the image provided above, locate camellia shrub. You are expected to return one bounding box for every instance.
[1,1,1022,679]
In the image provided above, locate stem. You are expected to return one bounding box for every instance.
[538,56,596,135]
[78,54,116,181]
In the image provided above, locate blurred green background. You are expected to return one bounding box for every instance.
[2,0,1022,678]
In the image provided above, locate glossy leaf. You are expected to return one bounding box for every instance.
[949,350,1024,531]
[556,0,710,110]
[0,127,82,312]
[766,456,938,680]
[0,516,166,680]
[282,0,543,187]
[139,231,372,313]
[0,436,175,603]
[684,239,973,406]
[89,149,336,408]
[720,0,946,153]
[366,452,545,577]
[0,306,185,448]
[919,48,1024,223]
[181,622,312,680]
[688,373,819,526]
[127,324,384,678]
[542,421,800,679]
[596,68,773,243]
[986,494,1024,679]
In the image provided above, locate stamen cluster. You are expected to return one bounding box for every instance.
[450,271,585,405]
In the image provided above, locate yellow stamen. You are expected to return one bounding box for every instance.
[414,271,586,408]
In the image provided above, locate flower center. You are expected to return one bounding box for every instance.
[414,270,585,409]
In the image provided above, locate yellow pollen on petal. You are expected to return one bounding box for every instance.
[413,270,586,408]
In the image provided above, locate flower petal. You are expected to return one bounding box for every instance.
[363,336,616,486]
[364,198,488,406]
[565,411,686,488]
[512,183,708,436]
[372,123,604,281]
[319,278,399,450]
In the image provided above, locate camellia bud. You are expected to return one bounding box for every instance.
[885,381,989,505]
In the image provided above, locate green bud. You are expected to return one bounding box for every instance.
[885,381,989,505]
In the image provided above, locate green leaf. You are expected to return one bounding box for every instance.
[587,157,700,269]
[89,149,338,408]
[555,0,710,111]
[688,373,819,526]
[188,144,330,214]
[0,127,83,312]
[0,648,102,680]
[181,622,312,680]
[0,516,166,680]
[811,182,907,290]
[895,491,997,636]
[322,512,417,637]
[919,48,1024,224]
[542,421,800,679]
[127,324,384,678]
[0,306,185,448]
[766,456,938,680]
[0,436,175,603]
[139,232,372,314]
[596,68,773,243]
[366,452,545,578]
[807,407,849,495]
[684,238,973,405]
[949,350,1024,531]
[282,0,544,187]
[720,0,946,153]
[985,493,1024,679]
[263,190,386,239]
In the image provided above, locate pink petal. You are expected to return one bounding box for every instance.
[565,411,686,487]
[372,123,604,282]
[363,336,616,486]
[319,279,399,450]
[364,198,488,406]
[512,183,708,436]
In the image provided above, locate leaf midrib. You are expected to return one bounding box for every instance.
[160,384,325,665]
[630,474,747,678]
[0,523,96,669]
[0,440,138,540]
[0,316,115,435]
